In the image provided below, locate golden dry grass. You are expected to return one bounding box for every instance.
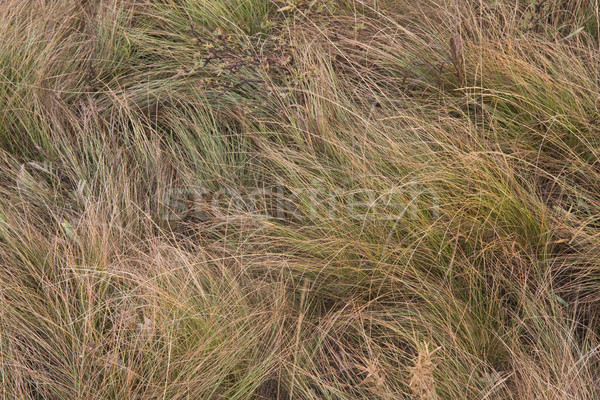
[1,0,600,398]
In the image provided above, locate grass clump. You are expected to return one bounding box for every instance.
[1,0,600,399]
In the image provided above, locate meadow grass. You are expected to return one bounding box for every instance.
[1,0,600,398]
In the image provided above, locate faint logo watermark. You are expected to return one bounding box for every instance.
[161,179,439,223]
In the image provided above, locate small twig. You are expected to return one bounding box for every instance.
[449,35,464,86]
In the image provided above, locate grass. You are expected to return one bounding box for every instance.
[1,0,600,398]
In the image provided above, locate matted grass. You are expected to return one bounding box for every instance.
[1,0,600,398]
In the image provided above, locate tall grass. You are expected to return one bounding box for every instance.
[1,0,600,398]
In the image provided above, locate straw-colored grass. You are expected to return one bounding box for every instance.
[1,0,600,398]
